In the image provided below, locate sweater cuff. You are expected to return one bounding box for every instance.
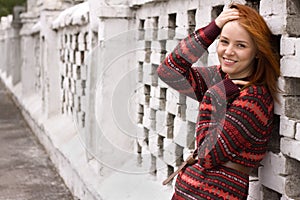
[203,20,222,41]
[222,79,240,97]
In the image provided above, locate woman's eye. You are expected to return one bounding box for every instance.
[237,44,246,48]
[220,40,228,44]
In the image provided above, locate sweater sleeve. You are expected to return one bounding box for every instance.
[157,21,221,101]
[196,82,274,169]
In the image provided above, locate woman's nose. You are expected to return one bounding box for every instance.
[224,45,235,55]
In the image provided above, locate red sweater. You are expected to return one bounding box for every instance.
[157,21,274,199]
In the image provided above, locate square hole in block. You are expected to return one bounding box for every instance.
[211,5,224,21]
[245,0,260,11]
[187,9,196,34]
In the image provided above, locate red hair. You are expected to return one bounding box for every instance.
[230,3,281,101]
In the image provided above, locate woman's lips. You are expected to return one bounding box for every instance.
[223,57,237,66]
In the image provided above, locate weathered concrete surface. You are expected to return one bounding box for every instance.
[0,80,73,200]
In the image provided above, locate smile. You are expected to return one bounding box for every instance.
[223,57,237,65]
[223,58,236,63]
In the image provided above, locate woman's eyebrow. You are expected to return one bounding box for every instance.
[220,36,249,44]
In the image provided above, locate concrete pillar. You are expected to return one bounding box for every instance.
[39,11,61,117]
[86,0,136,171]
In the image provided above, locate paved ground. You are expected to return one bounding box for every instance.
[0,81,74,200]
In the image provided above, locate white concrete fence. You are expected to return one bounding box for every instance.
[0,0,300,199]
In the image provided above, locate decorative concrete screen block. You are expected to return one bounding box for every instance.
[284,97,300,119]
[156,157,170,183]
[281,137,300,161]
[280,116,296,138]
[281,36,296,56]
[295,123,300,141]
[173,117,195,148]
[286,0,300,36]
[283,77,300,96]
[186,96,198,123]
[163,140,183,167]
[259,166,286,194]
[247,177,261,200]
[58,29,89,127]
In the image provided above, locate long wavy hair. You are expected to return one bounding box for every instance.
[229,3,281,101]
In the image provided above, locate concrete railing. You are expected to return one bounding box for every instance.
[0,0,299,199]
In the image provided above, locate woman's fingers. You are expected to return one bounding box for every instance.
[215,9,239,28]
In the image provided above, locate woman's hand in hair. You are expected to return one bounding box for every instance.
[215,8,239,29]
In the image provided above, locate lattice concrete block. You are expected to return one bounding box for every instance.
[75,51,84,65]
[144,18,152,41]
[186,96,198,123]
[259,165,286,194]
[143,63,152,75]
[175,10,187,28]
[163,141,183,167]
[281,36,296,56]
[150,86,166,99]
[78,42,86,51]
[80,96,86,112]
[195,6,212,29]
[157,28,169,41]
[261,152,288,176]
[280,116,296,138]
[148,133,161,157]
[78,32,86,44]
[150,96,165,111]
[248,177,261,200]
[283,77,300,95]
[281,195,296,200]
[159,126,174,139]
[136,50,145,62]
[265,15,286,35]
[138,93,150,106]
[71,64,79,80]
[295,123,300,141]
[175,12,188,39]
[285,175,300,198]
[71,36,77,50]
[143,107,156,130]
[150,51,162,65]
[69,50,75,64]
[284,96,300,119]
[173,117,195,148]
[75,81,85,96]
[61,63,67,76]
[281,137,300,161]
[156,157,169,183]
[64,49,69,63]
[80,65,87,80]
[176,103,186,119]
[260,0,273,16]
[143,70,152,85]
[156,110,165,134]
[157,77,169,88]
[166,39,179,52]
[73,96,80,112]
[166,94,178,116]
[281,56,300,78]
[136,124,145,146]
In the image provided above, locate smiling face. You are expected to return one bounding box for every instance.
[217,20,258,79]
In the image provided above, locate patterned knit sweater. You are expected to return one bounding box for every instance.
[157,21,274,199]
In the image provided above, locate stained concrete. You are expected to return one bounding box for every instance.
[0,81,74,200]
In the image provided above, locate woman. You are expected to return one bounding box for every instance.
[157,3,280,200]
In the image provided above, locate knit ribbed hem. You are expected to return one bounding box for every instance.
[222,79,240,97]
[203,20,222,40]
